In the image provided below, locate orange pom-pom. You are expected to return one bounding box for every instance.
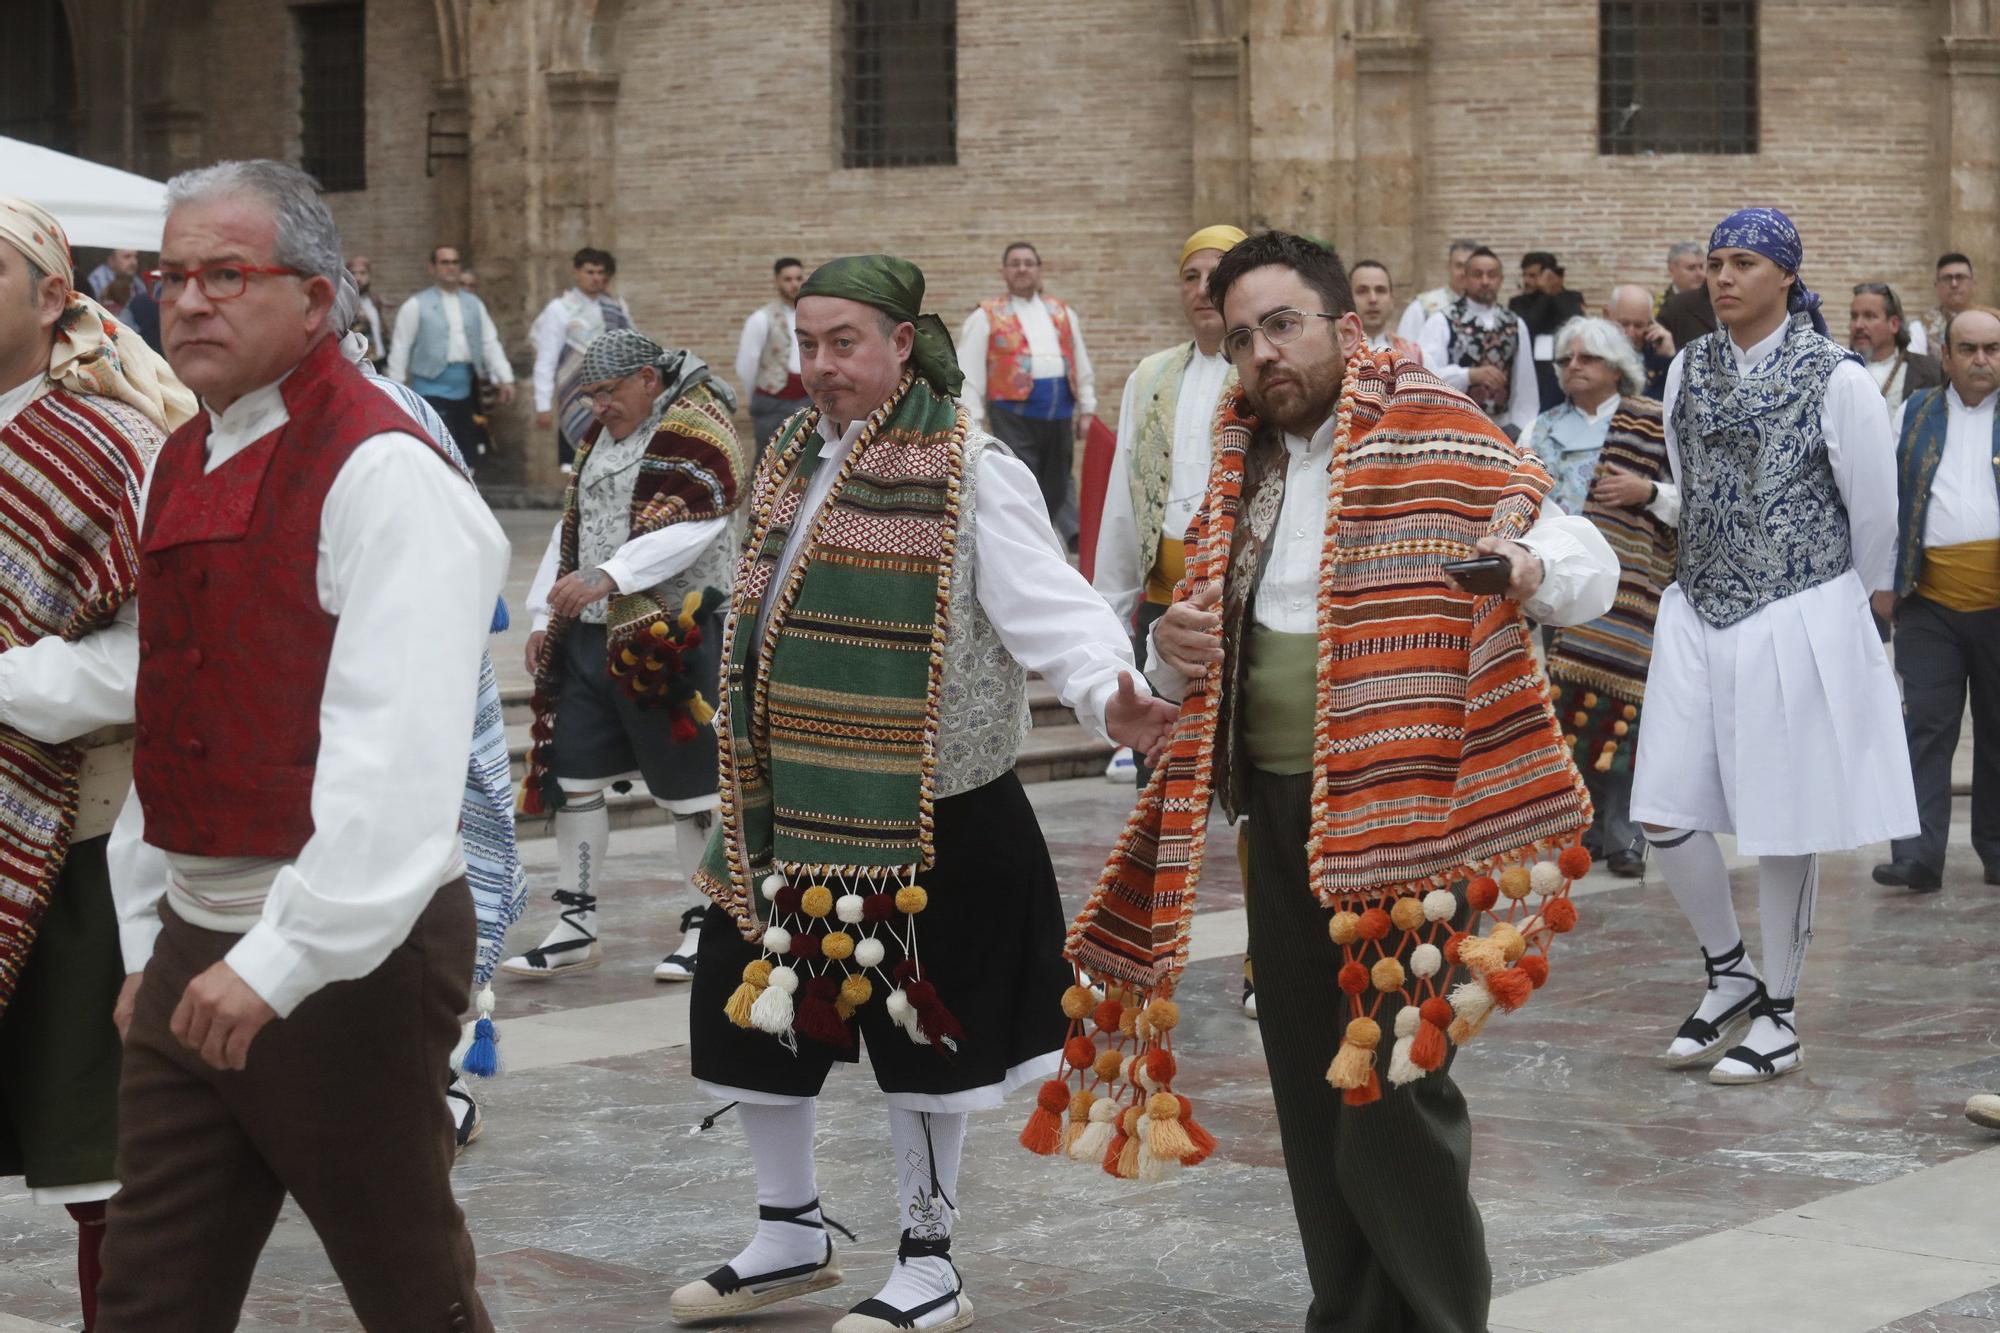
[1019,1079,1069,1155]
[1558,845,1593,880]
[1091,999,1123,1032]
[1389,896,1427,932]
[1036,1080,1070,1114]
[1443,931,1467,965]
[1498,866,1533,900]
[1518,955,1550,988]
[1337,961,1369,995]
[1419,996,1455,1029]
[1357,907,1392,941]
[1485,966,1534,1011]
[1144,1049,1177,1085]
[1093,1050,1125,1083]
[1063,1036,1097,1070]
[1342,1070,1382,1105]
[1543,897,1579,932]
[1467,877,1500,911]
[1410,1019,1447,1070]
[1060,985,1096,1019]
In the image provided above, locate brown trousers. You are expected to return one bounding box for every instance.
[96,881,492,1333]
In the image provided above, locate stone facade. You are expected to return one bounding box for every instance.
[45,0,2000,500]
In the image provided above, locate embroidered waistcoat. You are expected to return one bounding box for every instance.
[934,433,1034,794]
[1892,386,2000,595]
[1445,297,1521,411]
[982,296,1078,404]
[755,300,797,396]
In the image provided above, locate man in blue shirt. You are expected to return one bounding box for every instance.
[388,245,515,475]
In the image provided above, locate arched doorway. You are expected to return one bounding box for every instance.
[0,0,79,152]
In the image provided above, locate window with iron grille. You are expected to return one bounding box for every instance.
[1600,2,1758,155]
[298,2,367,191]
[842,0,957,169]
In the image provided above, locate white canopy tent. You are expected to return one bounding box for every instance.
[1,136,167,252]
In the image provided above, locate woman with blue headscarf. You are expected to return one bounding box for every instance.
[1631,207,1916,1086]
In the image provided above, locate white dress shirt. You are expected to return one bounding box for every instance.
[529,288,629,412]
[1144,416,1619,699]
[1902,385,2000,549]
[953,296,1099,427]
[734,302,802,404]
[20,369,513,1018]
[0,373,39,428]
[387,287,516,386]
[1661,321,1900,592]
[1418,303,1542,435]
[1092,347,1232,625]
[1396,286,1452,344]
[758,416,1144,741]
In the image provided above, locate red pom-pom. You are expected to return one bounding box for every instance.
[1091,999,1124,1032]
[671,712,698,743]
[1419,996,1455,1029]
[1410,1020,1447,1070]
[1357,907,1392,941]
[1063,1036,1096,1069]
[1443,931,1468,965]
[1467,877,1500,911]
[1337,961,1369,995]
[892,958,919,986]
[1342,1070,1382,1106]
[1019,1080,1068,1156]
[794,982,852,1049]
[789,932,822,960]
[774,886,805,915]
[1144,1049,1176,1085]
[905,978,937,1006]
[1558,845,1593,880]
[863,894,898,923]
[1543,897,1579,933]
[1485,966,1534,1012]
[1036,1079,1071,1114]
[1518,955,1550,988]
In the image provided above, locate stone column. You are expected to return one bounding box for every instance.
[1936,0,2000,283]
[1185,0,1248,227]
[1350,1,1426,290]
[1243,0,1341,236]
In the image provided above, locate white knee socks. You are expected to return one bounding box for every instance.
[726,1100,826,1276]
[673,809,714,913]
[1756,854,1817,1001]
[865,1107,966,1323]
[1645,827,1740,957]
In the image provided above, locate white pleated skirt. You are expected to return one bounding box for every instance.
[1630,571,1918,855]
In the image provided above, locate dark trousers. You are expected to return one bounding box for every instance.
[749,391,807,466]
[987,403,1077,546]
[1890,594,2000,873]
[1245,769,1490,1333]
[1582,765,1641,862]
[97,882,491,1333]
[423,393,488,476]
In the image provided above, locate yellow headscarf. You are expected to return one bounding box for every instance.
[0,195,196,434]
[1178,225,1248,272]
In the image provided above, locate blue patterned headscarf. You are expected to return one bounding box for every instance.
[1708,207,1827,337]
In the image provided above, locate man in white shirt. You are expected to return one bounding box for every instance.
[1418,246,1540,438]
[1393,236,1479,344]
[530,245,631,470]
[1873,305,2000,893]
[1848,281,1942,419]
[387,243,515,475]
[85,159,508,1331]
[735,256,810,460]
[1350,258,1422,359]
[955,242,1098,546]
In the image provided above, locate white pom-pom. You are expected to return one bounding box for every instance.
[761,926,792,956]
[761,873,786,901]
[750,985,794,1034]
[474,984,495,1018]
[1422,888,1458,922]
[835,893,866,924]
[885,988,913,1023]
[1069,1098,1119,1162]
[1387,1034,1422,1087]
[854,937,887,969]
[1410,943,1443,978]
[1394,1004,1421,1038]
[767,964,799,995]
[1449,977,1495,1025]
[1530,861,1565,896]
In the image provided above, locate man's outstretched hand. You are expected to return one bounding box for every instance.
[1105,670,1177,763]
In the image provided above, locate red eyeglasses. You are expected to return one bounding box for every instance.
[143,263,305,302]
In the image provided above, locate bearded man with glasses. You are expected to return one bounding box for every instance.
[1087,231,1616,1333]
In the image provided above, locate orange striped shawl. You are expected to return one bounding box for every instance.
[1067,349,1592,989]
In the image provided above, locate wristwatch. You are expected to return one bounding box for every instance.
[1646,481,1659,505]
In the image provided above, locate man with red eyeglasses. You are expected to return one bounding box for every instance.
[80,159,508,1332]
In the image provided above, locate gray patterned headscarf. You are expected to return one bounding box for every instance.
[578,327,739,414]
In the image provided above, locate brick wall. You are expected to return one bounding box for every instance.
[1419,0,1942,323]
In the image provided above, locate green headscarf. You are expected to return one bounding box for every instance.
[797,254,965,398]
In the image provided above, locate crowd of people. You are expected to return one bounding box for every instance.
[0,153,1993,1333]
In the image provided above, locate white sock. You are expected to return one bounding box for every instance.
[556,791,609,910]
[865,1108,965,1324]
[723,1099,827,1279]
[1755,854,1816,1000]
[1645,827,1740,956]
[673,810,715,917]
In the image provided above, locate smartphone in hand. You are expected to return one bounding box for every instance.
[1441,555,1511,595]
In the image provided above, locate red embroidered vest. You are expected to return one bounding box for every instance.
[981,295,1078,403]
[133,335,450,857]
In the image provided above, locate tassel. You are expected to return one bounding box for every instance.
[461,985,500,1078]
[1448,1012,1489,1045]
[1341,1070,1382,1106]
[905,979,964,1053]
[1457,934,1508,975]
[1136,1136,1179,1183]
[1019,1081,1070,1156]
[1386,1005,1422,1087]
[885,987,928,1045]
[1060,1088,1096,1154]
[1145,1092,1196,1161]
[794,977,851,1049]
[750,968,798,1036]
[1410,1019,1448,1071]
[1449,977,1497,1028]
[1484,966,1534,1012]
[1101,1125,1130,1179]
[1071,1097,1118,1162]
[1113,1106,1145,1178]
[1115,1133,1142,1180]
[1325,1016,1381,1091]
[724,982,761,1029]
[1175,1094,1217,1165]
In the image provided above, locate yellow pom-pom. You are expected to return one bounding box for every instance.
[1389,896,1426,933]
[1345,1016,1382,1050]
[1622,703,1638,720]
[1492,922,1527,964]
[724,982,759,1028]
[895,885,928,915]
[1060,985,1096,1020]
[1582,691,1598,708]
[1146,1091,1196,1160]
[690,694,716,725]
[1328,911,1360,945]
[1571,710,1588,727]
[1118,1008,1139,1037]
[821,930,854,961]
[742,960,773,987]
[620,648,641,667]
[840,974,872,1007]
[649,620,670,639]
[1093,1049,1125,1083]
[1457,934,1508,975]
[1143,999,1181,1033]
[801,886,834,919]
[1612,719,1630,737]
[1498,866,1533,900]
[1371,956,1407,992]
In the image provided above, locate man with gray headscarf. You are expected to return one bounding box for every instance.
[508,327,745,986]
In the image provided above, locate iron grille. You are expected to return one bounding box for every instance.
[842,0,957,169]
[299,2,367,191]
[1600,1,1758,155]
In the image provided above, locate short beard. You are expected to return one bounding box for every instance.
[1245,356,1343,437]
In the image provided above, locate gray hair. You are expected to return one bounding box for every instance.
[1606,283,1656,314]
[1448,237,1482,256]
[164,160,345,292]
[1667,240,1705,264]
[1554,315,1645,397]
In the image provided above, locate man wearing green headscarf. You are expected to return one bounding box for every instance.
[671,255,1175,1332]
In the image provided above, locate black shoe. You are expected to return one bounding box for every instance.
[1986,863,2000,887]
[1871,859,1942,892]
[1605,850,1645,878]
